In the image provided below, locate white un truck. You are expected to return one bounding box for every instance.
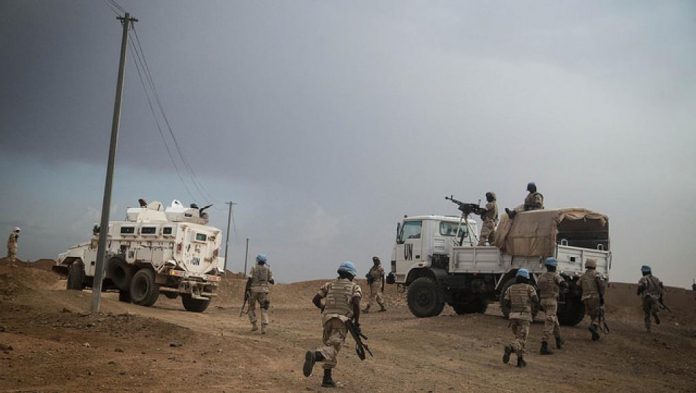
[388,198,610,326]
[54,200,224,312]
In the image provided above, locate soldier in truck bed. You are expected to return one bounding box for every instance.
[477,192,498,246]
[506,182,544,219]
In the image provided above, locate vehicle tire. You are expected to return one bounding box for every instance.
[452,297,488,314]
[129,268,160,307]
[164,292,178,299]
[181,295,210,312]
[558,296,586,326]
[118,290,131,303]
[407,277,445,318]
[67,261,86,290]
[106,257,133,291]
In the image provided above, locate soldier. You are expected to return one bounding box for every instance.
[505,182,544,218]
[477,192,498,246]
[246,254,275,334]
[6,227,20,263]
[637,265,663,332]
[537,257,567,354]
[303,261,362,388]
[578,258,605,341]
[363,256,386,313]
[692,279,696,300]
[502,268,538,368]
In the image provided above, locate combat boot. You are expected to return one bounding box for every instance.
[653,312,660,325]
[321,368,336,388]
[589,324,600,341]
[555,336,564,350]
[505,208,517,219]
[502,345,512,364]
[261,324,267,335]
[379,304,387,312]
[362,305,371,314]
[250,321,258,332]
[303,351,324,377]
[539,341,553,355]
[516,356,527,368]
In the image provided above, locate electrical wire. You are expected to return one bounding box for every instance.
[102,0,121,16]
[106,0,125,13]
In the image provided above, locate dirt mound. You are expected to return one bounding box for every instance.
[605,282,696,326]
[0,261,63,300]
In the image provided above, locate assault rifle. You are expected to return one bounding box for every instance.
[346,320,373,360]
[598,305,610,334]
[445,195,485,216]
[658,295,672,312]
[239,279,251,317]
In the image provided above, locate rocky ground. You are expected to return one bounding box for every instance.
[1,258,695,392]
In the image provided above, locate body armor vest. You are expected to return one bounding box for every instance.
[323,279,356,318]
[537,272,560,300]
[509,283,533,314]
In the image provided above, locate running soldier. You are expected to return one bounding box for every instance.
[6,227,20,263]
[637,265,663,332]
[363,257,386,313]
[477,192,498,246]
[303,261,362,388]
[246,254,275,334]
[505,182,544,218]
[578,258,605,341]
[537,257,567,354]
[502,268,538,368]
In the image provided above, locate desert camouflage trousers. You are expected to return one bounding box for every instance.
[248,291,269,326]
[509,319,530,356]
[541,299,561,342]
[367,282,384,308]
[478,221,496,246]
[318,317,348,370]
[642,296,659,330]
[583,296,601,327]
[7,244,17,262]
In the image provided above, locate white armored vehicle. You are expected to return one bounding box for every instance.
[54,200,224,312]
[388,199,610,326]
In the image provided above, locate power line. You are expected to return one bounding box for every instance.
[102,0,121,16]
[106,0,125,13]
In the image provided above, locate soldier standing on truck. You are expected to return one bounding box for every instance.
[538,257,567,354]
[506,182,544,219]
[502,268,538,368]
[6,227,20,263]
[363,257,386,313]
[246,254,275,334]
[303,261,362,388]
[578,259,605,341]
[637,265,663,332]
[477,192,498,246]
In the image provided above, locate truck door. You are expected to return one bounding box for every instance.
[395,220,424,280]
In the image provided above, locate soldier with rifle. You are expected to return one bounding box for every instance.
[363,256,386,313]
[245,254,274,334]
[303,261,363,388]
[578,259,606,341]
[502,268,538,368]
[478,192,498,246]
[537,257,568,355]
[637,265,664,332]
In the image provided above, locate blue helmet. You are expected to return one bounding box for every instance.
[641,265,651,274]
[516,268,530,279]
[544,257,558,267]
[338,261,357,277]
[256,254,268,264]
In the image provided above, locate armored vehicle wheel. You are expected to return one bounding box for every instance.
[558,297,585,326]
[67,261,86,290]
[181,294,210,312]
[129,268,160,307]
[118,290,131,303]
[407,277,445,318]
[452,297,488,314]
[107,257,133,291]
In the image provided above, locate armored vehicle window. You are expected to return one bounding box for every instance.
[400,221,422,242]
[141,226,157,235]
[195,233,207,241]
[440,221,466,237]
[163,227,173,235]
[120,226,135,234]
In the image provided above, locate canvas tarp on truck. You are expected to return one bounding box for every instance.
[494,208,609,257]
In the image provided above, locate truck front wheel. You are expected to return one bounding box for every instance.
[181,295,210,312]
[407,277,445,318]
[67,262,86,291]
[129,269,160,307]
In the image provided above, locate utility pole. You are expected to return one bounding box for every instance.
[91,12,138,313]
[243,238,249,275]
[223,201,236,273]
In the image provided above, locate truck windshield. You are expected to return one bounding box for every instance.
[399,221,422,242]
[440,221,467,237]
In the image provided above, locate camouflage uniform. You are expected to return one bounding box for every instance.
[503,283,538,357]
[578,267,604,339]
[365,264,385,311]
[537,271,564,343]
[523,192,544,211]
[638,274,663,332]
[316,279,362,370]
[248,264,273,330]
[478,201,498,246]
[6,232,18,263]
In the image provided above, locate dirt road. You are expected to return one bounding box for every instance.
[1,260,695,392]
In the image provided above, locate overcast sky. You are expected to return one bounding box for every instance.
[1,1,694,287]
